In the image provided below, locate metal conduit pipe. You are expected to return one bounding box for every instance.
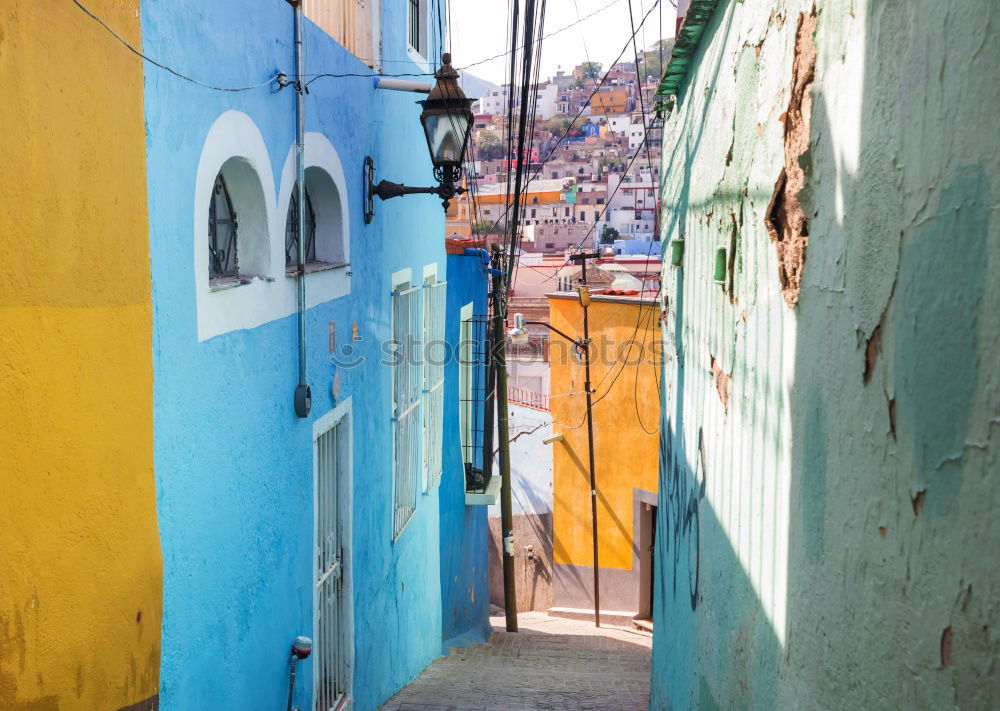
[374,76,433,93]
[292,1,311,418]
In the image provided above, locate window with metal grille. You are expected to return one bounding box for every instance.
[209,173,238,279]
[459,307,491,494]
[422,278,447,491]
[285,187,317,267]
[392,282,423,538]
[314,416,348,710]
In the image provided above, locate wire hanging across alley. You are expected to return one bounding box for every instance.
[72,0,662,93]
[71,0,282,91]
[472,0,665,259]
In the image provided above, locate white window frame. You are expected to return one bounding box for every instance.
[407,0,430,69]
[458,301,474,470]
[422,264,446,492]
[391,268,423,539]
[312,398,353,711]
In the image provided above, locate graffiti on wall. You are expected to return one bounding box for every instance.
[661,426,706,611]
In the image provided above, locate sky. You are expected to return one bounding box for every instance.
[448,0,676,87]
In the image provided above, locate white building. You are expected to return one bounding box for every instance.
[628,120,646,150]
[534,82,559,120]
[607,114,631,134]
[478,85,511,116]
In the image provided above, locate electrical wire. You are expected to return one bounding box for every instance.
[629,0,658,180]
[71,0,281,91]
[525,128,656,289]
[333,0,626,69]
[507,0,548,298]
[477,0,663,245]
[590,297,657,408]
[632,300,660,434]
[75,0,671,94]
[500,0,544,310]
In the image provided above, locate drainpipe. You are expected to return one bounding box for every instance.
[286,635,312,711]
[292,0,311,418]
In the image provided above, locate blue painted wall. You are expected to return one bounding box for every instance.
[439,251,491,647]
[142,1,486,709]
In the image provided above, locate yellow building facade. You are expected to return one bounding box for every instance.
[589,86,630,116]
[0,2,162,708]
[548,292,660,619]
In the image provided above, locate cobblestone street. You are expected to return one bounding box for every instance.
[381,612,652,710]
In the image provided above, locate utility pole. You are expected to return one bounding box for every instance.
[492,244,518,632]
[569,251,601,627]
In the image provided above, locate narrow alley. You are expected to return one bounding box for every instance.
[382,613,652,711]
[3,0,998,709]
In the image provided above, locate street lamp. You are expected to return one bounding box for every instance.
[364,53,475,223]
[508,312,587,358]
[508,313,530,344]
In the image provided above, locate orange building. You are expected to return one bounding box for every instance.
[589,86,630,115]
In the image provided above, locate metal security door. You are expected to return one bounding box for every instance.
[315,419,348,710]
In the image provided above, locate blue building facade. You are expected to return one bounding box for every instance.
[141,1,489,708]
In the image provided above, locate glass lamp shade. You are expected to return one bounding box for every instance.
[420,109,473,167]
[419,54,474,172]
[508,313,529,344]
[509,328,529,345]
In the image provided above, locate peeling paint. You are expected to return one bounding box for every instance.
[864,324,881,384]
[764,8,817,308]
[941,626,953,668]
[654,0,1000,707]
[710,356,731,412]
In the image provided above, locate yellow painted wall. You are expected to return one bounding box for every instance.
[0,2,162,709]
[589,87,629,116]
[549,295,660,570]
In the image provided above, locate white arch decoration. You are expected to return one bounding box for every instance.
[193,112,351,342]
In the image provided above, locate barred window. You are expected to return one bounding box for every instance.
[458,304,474,473]
[284,187,317,267]
[392,282,422,538]
[209,174,238,279]
[422,278,447,490]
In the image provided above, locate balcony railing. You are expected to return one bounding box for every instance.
[508,387,550,411]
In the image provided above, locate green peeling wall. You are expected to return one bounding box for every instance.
[653,0,999,708]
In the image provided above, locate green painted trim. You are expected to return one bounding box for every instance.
[655,0,721,110]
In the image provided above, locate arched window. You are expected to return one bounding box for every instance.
[282,166,346,275]
[209,174,238,278]
[285,187,317,266]
[206,156,269,288]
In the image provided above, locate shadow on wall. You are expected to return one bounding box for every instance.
[655,0,999,708]
[784,1,997,706]
[652,265,781,708]
[652,5,784,705]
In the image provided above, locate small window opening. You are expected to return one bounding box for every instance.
[285,187,318,266]
[209,174,238,279]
